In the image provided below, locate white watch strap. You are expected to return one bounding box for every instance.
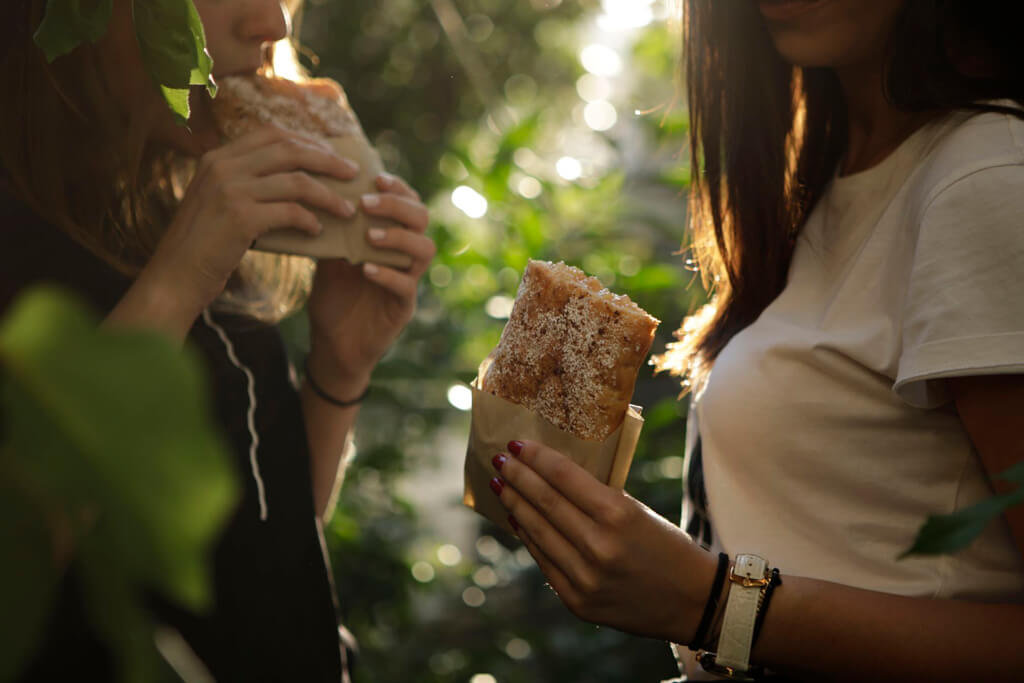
[715,554,768,672]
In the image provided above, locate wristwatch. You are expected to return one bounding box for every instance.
[696,554,770,680]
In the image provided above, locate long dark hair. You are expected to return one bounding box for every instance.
[654,0,1024,388]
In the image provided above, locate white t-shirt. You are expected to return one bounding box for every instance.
[693,107,1024,602]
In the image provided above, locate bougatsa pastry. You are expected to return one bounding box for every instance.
[481,260,659,441]
[210,74,411,267]
[212,74,361,140]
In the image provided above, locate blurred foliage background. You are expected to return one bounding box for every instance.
[5,3,1011,680]
[277,1,707,681]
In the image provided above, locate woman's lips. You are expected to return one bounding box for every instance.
[756,0,824,22]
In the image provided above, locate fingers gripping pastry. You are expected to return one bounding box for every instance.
[481,260,660,441]
[210,73,411,266]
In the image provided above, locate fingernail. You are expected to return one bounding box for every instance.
[362,193,380,208]
[363,262,379,276]
[368,228,386,241]
[508,515,520,532]
[492,453,507,471]
[343,159,360,173]
[378,173,395,186]
[507,440,524,456]
[340,199,356,217]
[489,476,504,496]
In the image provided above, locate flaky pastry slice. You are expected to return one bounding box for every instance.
[211,73,362,141]
[481,260,659,441]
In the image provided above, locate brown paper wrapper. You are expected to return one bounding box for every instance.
[463,362,644,535]
[251,135,414,269]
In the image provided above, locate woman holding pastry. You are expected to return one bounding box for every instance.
[2,0,433,680]
[489,1,1024,680]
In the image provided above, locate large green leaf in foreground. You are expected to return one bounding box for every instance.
[0,287,238,681]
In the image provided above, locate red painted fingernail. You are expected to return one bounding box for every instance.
[508,515,520,532]
[492,453,508,471]
[489,477,504,496]
[507,440,524,456]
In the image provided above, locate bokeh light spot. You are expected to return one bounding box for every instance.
[411,561,435,583]
[447,385,473,412]
[462,586,486,607]
[452,185,489,218]
[580,44,622,77]
[556,157,583,181]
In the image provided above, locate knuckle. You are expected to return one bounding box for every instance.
[536,487,561,516]
[574,569,600,597]
[291,171,315,194]
[601,497,632,529]
[589,535,622,568]
[549,458,572,488]
[286,202,311,225]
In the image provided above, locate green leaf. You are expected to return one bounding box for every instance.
[133,0,216,123]
[902,485,1024,557]
[0,472,60,681]
[0,287,239,681]
[132,0,198,89]
[33,0,114,62]
[999,461,1024,486]
[160,85,192,126]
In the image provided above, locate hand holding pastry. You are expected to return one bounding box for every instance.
[305,172,435,394]
[489,438,717,644]
[142,125,358,323]
[464,260,657,533]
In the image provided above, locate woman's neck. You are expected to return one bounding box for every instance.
[835,59,932,176]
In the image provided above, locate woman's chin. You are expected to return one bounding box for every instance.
[767,32,848,68]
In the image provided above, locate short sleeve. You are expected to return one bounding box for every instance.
[894,164,1024,408]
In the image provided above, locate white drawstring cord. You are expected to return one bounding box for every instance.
[201,309,269,521]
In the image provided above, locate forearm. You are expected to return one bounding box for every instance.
[750,573,1024,681]
[301,348,368,522]
[103,262,204,343]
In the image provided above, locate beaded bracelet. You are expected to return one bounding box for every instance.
[304,360,370,407]
[689,552,729,650]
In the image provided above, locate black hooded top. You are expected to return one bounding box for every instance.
[1,185,351,683]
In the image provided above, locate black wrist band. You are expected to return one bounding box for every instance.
[751,568,782,648]
[689,551,729,651]
[304,360,370,407]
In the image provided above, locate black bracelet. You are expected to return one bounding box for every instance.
[304,360,370,407]
[689,551,729,651]
[751,568,782,648]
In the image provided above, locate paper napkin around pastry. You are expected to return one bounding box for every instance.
[464,360,644,535]
[251,135,413,269]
